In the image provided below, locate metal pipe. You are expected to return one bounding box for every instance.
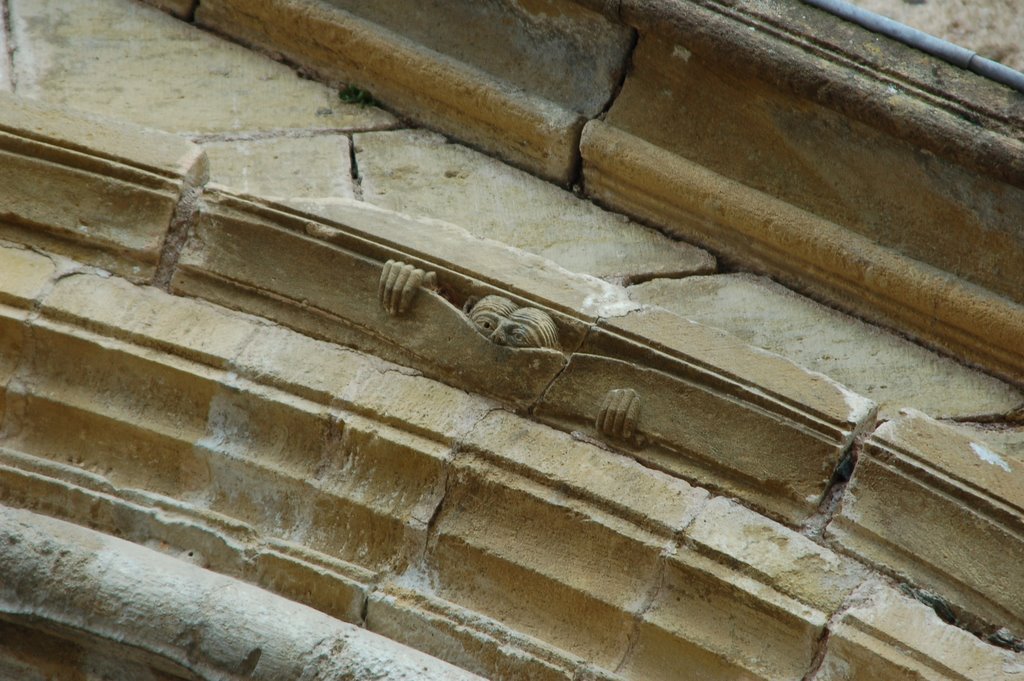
[801,0,1024,93]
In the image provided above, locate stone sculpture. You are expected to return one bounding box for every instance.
[465,295,560,349]
[379,260,437,316]
[596,388,641,443]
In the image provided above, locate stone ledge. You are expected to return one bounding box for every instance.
[190,0,634,184]
[0,506,484,681]
[139,0,1024,385]
[815,580,1024,680]
[0,94,207,281]
[581,120,1024,385]
[0,249,868,679]
[828,409,1024,633]
[171,191,875,523]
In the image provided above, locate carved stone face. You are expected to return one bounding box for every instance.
[467,295,560,350]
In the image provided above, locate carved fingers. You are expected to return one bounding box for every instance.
[596,388,641,443]
[379,260,437,316]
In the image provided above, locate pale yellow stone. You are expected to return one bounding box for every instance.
[0,506,484,680]
[818,580,1024,680]
[354,129,715,281]
[0,244,56,308]
[686,497,867,613]
[9,0,396,134]
[202,135,354,199]
[462,410,710,535]
[42,272,258,368]
[630,274,1022,419]
[830,410,1024,631]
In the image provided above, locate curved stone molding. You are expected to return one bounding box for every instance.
[0,506,484,681]
[827,409,1024,633]
[0,243,1015,679]
[189,0,633,184]
[139,0,1024,385]
[581,120,1024,385]
[171,191,875,523]
[0,93,207,281]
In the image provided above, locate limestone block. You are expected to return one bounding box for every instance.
[618,548,826,680]
[630,274,1023,419]
[366,588,581,681]
[194,0,631,183]
[41,272,259,368]
[0,243,57,308]
[4,321,219,497]
[815,581,1024,680]
[0,506,485,680]
[202,135,355,200]
[426,458,666,670]
[0,93,206,280]
[582,48,1024,384]
[829,410,1024,630]
[354,129,714,281]
[685,497,867,614]
[9,0,396,134]
[602,32,1024,308]
[537,307,876,524]
[461,410,710,536]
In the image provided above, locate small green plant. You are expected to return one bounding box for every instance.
[339,85,379,107]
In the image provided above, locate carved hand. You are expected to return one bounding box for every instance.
[378,260,437,316]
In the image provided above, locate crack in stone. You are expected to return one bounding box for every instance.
[348,132,364,201]
[614,545,668,675]
[153,178,206,291]
[189,125,401,145]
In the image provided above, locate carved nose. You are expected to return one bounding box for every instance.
[490,319,517,346]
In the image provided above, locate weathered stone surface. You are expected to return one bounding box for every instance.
[462,410,710,536]
[0,506,485,680]
[174,191,585,407]
[815,580,1024,680]
[630,274,1023,419]
[42,272,259,368]
[143,0,196,19]
[10,0,397,134]
[855,0,1024,71]
[537,306,876,524]
[0,94,206,280]
[581,118,1024,385]
[202,135,355,199]
[829,410,1024,631]
[0,243,57,308]
[618,548,826,681]
[0,9,10,93]
[427,458,664,671]
[354,129,714,281]
[193,0,629,183]
[686,497,868,614]
[366,588,582,681]
[602,32,1024,308]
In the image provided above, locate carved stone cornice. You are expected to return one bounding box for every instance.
[0,94,207,281]
[828,409,1024,633]
[172,189,875,524]
[143,0,1024,385]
